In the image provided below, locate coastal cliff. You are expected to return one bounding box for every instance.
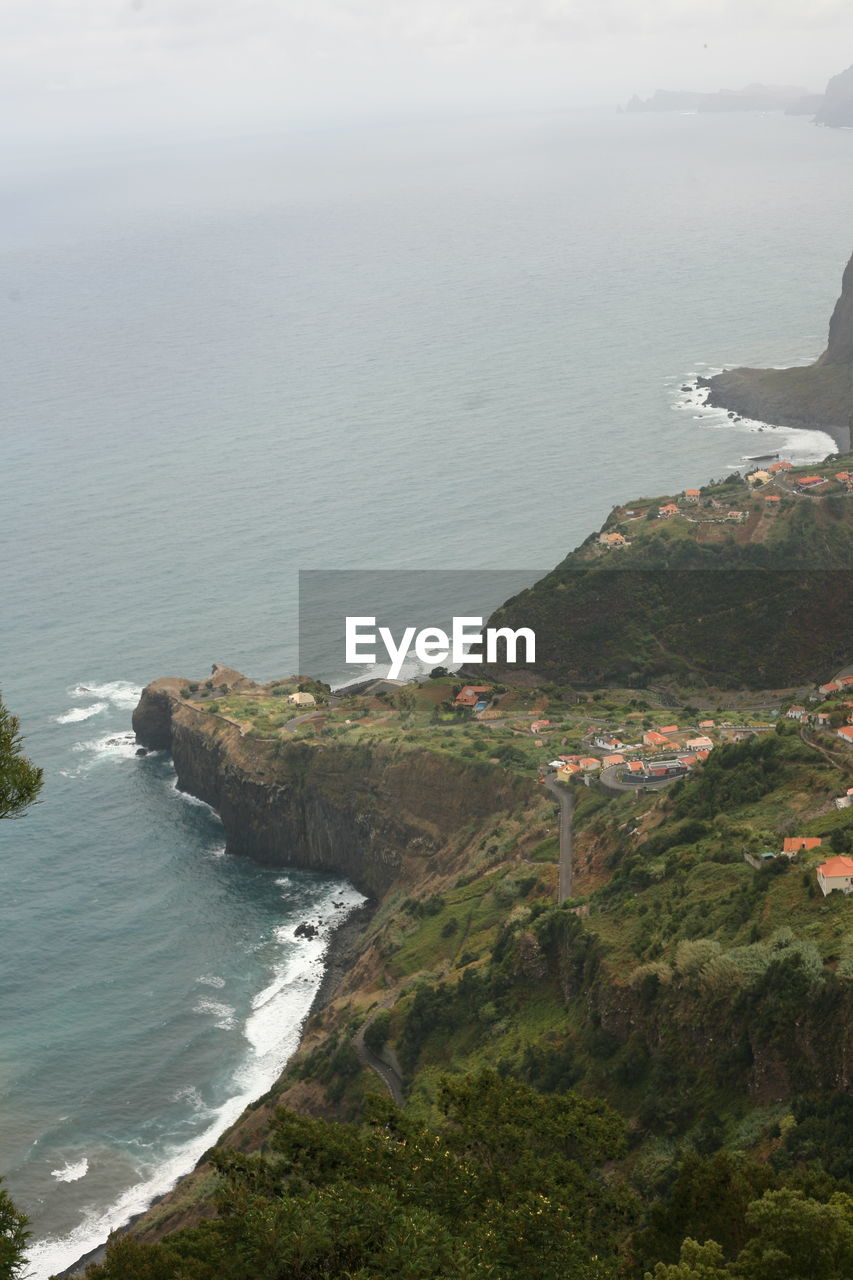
[701,250,853,448]
[132,670,535,900]
[816,63,853,127]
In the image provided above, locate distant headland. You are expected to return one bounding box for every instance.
[700,250,853,453]
[624,60,853,127]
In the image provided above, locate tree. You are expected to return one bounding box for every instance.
[0,1179,30,1280]
[0,694,43,820]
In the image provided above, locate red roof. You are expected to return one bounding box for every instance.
[818,856,853,879]
[797,475,826,486]
[769,460,793,471]
[783,837,822,852]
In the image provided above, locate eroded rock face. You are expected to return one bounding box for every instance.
[131,674,534,900]
[816,63,853,128]
[819,251,853,366]
[700,250,853,448]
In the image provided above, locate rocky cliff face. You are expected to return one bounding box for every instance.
[819,251,853,366]
[132,675,535,899]
[816,64,853,127]
[701,250,853,447]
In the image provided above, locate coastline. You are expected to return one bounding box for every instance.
[698,371,853,456]
[55,892,375,1279]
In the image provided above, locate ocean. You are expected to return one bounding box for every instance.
[1,106,851,1276]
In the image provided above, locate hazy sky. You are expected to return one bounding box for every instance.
[2,1,853,141]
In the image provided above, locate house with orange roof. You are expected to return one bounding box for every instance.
[578,757,601,771]
[683,489,701,502]
[453,685,490,707]
[627,760,647,776]
[838,726,853,744]
[556,762,581,781]
[764,494,781,507]
[659,724,679,735]
[796,475,827,490]
[599,531,630,549]
[786,705,806,720]
[817,855,853,896]
[783,837,822,854]
[685,735,714,751]
[769,460,792,472]
[530,719,550,733]
[699,719,715,729]
[602,753,625,767]
[820,681,841,696]
[643,730,670,747]
[658,503,679,518]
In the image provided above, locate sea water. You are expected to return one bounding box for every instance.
[1,107,851,1276]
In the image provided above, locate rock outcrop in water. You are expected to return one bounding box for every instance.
[700,250,853,450]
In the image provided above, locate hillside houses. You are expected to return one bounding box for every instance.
[783,837,822,855]
[598,531,631,549]
[817,856,853,896]
[839,726,853,744]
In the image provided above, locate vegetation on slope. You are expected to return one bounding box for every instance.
[481,455,853,688]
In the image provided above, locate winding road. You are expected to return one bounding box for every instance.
[353,1002,405,1106]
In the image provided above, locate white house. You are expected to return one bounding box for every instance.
[817,856,853,896]
[287,691,317,706]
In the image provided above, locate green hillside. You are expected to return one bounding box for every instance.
[482,456,853,688]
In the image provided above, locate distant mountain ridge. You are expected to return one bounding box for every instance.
[625,62,853,127]
[625,83,814,114]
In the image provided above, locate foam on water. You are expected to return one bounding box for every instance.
[50,1159,89,1184]
[54,703,108,724]
[70,682,142,710]
[25,878,366,1280]
[672,374,839,464]
[193,998,237,1031]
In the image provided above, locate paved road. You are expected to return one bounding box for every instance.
[543,775,574,904]
[353,1004,405,1106]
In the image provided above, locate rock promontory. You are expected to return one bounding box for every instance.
[700,251,853,450]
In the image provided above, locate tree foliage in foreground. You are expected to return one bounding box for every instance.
[83,1069,632,1280]
[0,694,43,820]
[647,1189,853,1280]
[0,1179,29,1280]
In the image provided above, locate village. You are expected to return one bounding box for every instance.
[593,456,853,553]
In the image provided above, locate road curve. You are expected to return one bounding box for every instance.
[353,1006,405,1106]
